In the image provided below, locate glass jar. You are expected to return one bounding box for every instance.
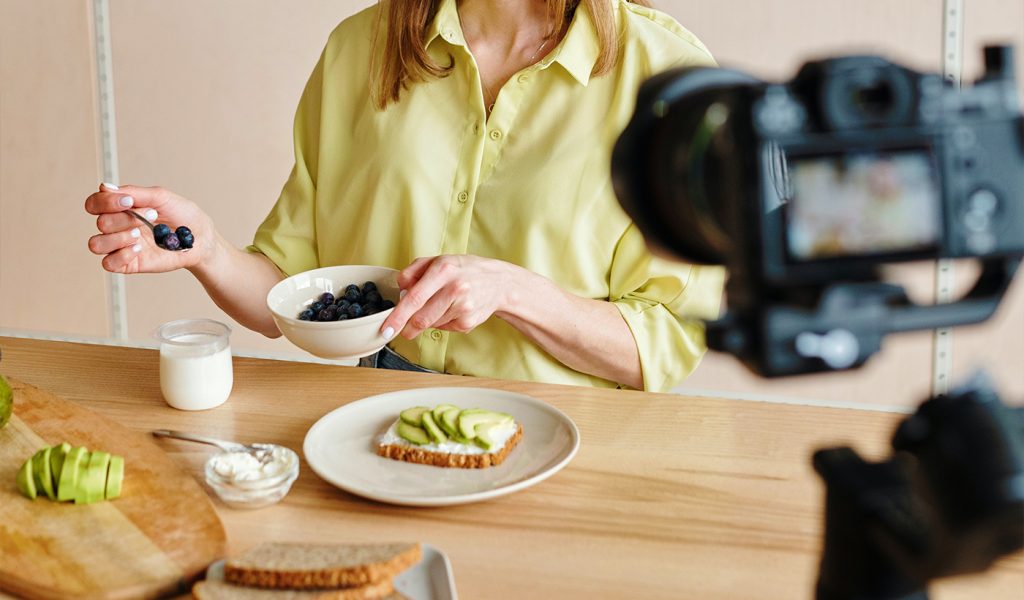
[204,445,300,508]
[156,319,233,411]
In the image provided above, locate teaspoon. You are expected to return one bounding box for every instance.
[127,210,191,252]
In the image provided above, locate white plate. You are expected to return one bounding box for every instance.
[204,542,457,600]
[303,387,580,506]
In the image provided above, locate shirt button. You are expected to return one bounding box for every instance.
[443,29,454,41]
[489,130,502,140]
[517,74,529,83]
[457,191,469,203]
[430,330,442,341]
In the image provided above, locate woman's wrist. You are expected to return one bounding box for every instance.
[494,262,559,323]
[185,226,229,282]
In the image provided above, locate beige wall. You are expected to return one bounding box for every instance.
[1,0,1021,406]
[1,0,109,338]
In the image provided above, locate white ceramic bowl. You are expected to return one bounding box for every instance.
[266,265,400,360]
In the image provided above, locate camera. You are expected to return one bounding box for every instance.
[612,47,1024,600]
[612,46,1023,377]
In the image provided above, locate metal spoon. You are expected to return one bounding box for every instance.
[127,210,190,252]
[152,429,275,464]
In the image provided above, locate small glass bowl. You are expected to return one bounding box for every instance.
[203,444,300,509]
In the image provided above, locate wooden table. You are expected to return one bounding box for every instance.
[1,337,1021,599]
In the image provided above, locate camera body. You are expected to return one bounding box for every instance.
[613,47,1024,376]
[754,48,1023,284]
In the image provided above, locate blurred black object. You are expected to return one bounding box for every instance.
[813,377,1024,599]
[612,46,1023,377]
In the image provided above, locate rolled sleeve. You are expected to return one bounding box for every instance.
[610,224,726,392]
[246,50,325,276]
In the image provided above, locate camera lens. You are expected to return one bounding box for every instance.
[612,67,759,264]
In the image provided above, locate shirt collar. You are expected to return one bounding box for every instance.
[425,0,464,49]
[545,2,600,86]
[425,0,601,87]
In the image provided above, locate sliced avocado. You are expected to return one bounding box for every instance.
[32,447,56,500]
[0,374,12,429]
[438,408,462,438]
[73,451,93,505]
[396,421,430,445]
[474,422,509,452]
[57,447,87,502]
[421,412,447,444]
[399,406,431,427]
[431,404,458,425]
[49,442,71,492]
[16,458,36,500]
[461,408,514,422]
[450,434,474,445]
[79,452,110,504]
[105,455,124,500]
[457,410,512,439]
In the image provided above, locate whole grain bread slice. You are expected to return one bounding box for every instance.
[223,542,421,590]
[192,579,403,599]
[377,423,522,468]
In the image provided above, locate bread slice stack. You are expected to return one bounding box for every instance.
[192,542,421,599]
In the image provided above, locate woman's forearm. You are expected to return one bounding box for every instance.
[187,232,285,338]
[496,267,643,390]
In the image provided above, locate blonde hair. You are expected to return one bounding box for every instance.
[370,0,649,109]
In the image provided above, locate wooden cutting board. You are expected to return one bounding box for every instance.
[0,378,226,599]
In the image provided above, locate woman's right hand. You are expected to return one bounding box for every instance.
[85,184,215,274]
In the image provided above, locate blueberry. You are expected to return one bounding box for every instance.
[178,232,195,249]
[175,226,192,238]
[347,303,364,318]
[310,301,324,313]
[345,283,360,293]
[162,233,181,250]
[362,281,378,293]
[336,312,349,321]
[364,304,379,315]
[153,224,171,243]
[344,288,360,303]
[320,292,335,305]
[364,290,382,304]
[318,307,337,321]
[336,299,351,310]
[298,309,315,320]
[381,300,395,310]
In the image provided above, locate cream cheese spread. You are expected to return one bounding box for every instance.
[378,419,517,455]
[209,446,295,483]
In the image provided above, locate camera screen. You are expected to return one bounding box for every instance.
[785,149,942,261]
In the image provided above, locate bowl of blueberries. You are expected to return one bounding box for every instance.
[266,265,400,360]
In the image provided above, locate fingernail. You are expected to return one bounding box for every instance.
[118,196,134,208]
[102,182,119,190]
[399,289,407,300]
[130,227,141,239]
[131,243,142,253]
[144,209,158,221]
[382,326,395,340]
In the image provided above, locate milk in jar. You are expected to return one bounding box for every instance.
[157,319,233,410]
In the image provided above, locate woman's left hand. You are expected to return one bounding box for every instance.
[380,255,519,340]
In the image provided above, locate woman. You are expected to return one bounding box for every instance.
[84,0,724,391]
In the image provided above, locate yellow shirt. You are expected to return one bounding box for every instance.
[249,0,726,391]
